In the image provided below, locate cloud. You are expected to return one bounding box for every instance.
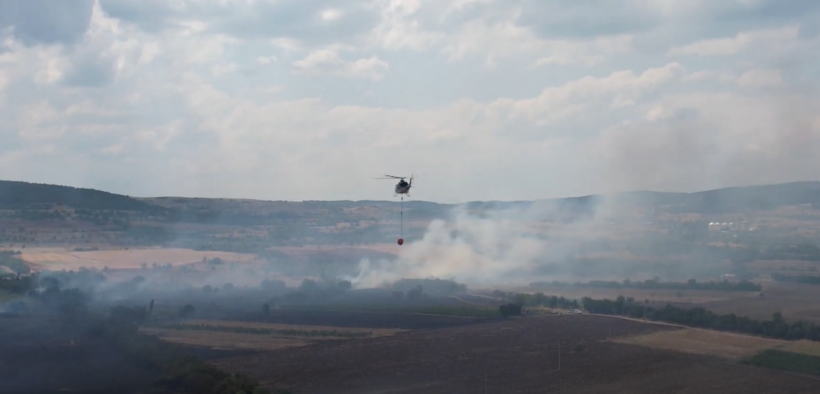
[736,68,783,88]
[292,49,389,80]
[0,0,818,205]
[99,0,381,46]
[0,0,95,46]
[668,25,800,57]
[596,91,820,194]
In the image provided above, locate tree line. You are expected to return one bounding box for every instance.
[530,278,762,292]
[771,273,820,285]
[493,290,580,310]
[582,296,820,341]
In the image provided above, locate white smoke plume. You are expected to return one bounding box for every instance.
[350,198,625,289]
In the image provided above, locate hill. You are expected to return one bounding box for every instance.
[3,179,819,219]
[0,180,160,211]
[0,179,817,253]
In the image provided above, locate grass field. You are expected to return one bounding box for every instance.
[142,319,404,351]
[612,327,820,360]
[162,319,404,338]
[744,350,820,376]
[140,327,311,351]
[19,247,257,270]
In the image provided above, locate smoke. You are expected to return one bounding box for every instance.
[350,198,624,288]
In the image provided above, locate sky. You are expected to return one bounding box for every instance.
[0,0,819,203]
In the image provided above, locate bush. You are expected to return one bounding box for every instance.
[179,304,195,317]
[499,303,522,317]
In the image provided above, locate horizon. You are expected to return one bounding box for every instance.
[2,177,817,205]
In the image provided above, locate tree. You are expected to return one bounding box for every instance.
[406,285,424,301]
[179,304,195,317]
[300,279,319,293]
[499,303,522,317]
[261,279,286,291]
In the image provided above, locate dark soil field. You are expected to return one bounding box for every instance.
[233,308,501,330]
[212,315,820,394]
[0,315,161,394]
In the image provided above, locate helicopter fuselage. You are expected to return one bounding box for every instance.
[395,180,411,195]
[395,183,411,194]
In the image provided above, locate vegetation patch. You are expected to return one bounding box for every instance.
[530,278,762,292]
[743,350,820,376]
[0,250,29,274]
[584,296,820,341]
[160,322,374,338]
[612,328,783,360]
[771,273,820,285]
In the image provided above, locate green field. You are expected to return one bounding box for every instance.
[744,350,820,376]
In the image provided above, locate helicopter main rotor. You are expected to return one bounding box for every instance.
[374,174,408,180]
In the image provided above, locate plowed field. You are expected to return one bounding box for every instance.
[212,315,820,393]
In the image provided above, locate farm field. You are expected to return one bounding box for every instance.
[699,282,820,323]
[232,308,502,330]
[210,314,820,394]
[169,319,405,337]
[615,327,820,361]
[141,319,406,352]
[141,327,312,351]
[267,243,401,255]
[19,247,257,271]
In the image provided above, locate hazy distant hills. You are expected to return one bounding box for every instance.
[1,179,819,219]
[0,179,818,250]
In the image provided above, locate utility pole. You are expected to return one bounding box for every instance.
[643,305,647,322]
[608,321,611,338]
[558,343,561,371]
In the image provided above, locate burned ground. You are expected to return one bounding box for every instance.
[0,315,162,394]
[231,307,501,330]
[212,314,820,394]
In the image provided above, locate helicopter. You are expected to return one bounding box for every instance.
[376,174,413,197]
[375,174,415,246]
